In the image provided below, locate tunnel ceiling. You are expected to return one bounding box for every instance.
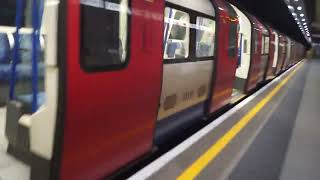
[229,0,313,49]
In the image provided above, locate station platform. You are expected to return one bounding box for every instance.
[129,58,320,180]
[1,59,320,180]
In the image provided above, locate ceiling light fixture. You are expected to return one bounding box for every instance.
[300,14,304,17]
[288,5,294,10]
[297,6,302,10]
[302,19,306,21]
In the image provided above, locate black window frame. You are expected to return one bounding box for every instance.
[163,2,216,64]
[79,0,132,73]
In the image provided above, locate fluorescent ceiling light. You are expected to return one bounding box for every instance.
[297,6,302,10]
[300,14,304,17]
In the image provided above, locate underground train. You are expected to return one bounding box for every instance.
[0,0,306,179]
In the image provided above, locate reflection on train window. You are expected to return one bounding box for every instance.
[243,39,248,53]
[163,7,190,59]
[196,17,215,57]
[253,31,259,54]
[80,0,129,70]
[228,23,238,58]
[264,36,269,54]
[261,35,265,54]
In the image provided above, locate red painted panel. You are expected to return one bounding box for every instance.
[59,0,164,179]
[245,15,263,92]
[209,0,239,113]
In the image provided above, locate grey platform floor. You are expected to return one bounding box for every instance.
[228,59,320,180]
[130,59,320,180]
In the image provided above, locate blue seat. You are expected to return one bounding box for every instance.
[0,33,11,64]
[0,64,11,81]
[16,92,46,108]
[0,33,44,82]
[167,41,179,58]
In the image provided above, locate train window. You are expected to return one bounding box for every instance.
[163,7,190,60]
[261,35,265,54]
[80,0,129,71]
[243,39,248,54]
[228,23,238,58]
[253,31,259,54]
[196,17,215,57]
[264,36,270,54]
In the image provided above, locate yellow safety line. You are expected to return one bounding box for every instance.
[177,62,304,180]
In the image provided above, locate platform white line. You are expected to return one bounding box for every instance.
[128,61,303,180]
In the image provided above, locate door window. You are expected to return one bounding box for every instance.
[163,7,190,60]
[195,17,215,57]
[80,0,130,71]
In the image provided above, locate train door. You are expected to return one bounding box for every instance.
[245,15,262,92]
[56,0,164,179]
[261,30,270,81]
[155,0,216,141]
[265,27,275,80]
[230,4,251,102]
[208,1,239,112]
